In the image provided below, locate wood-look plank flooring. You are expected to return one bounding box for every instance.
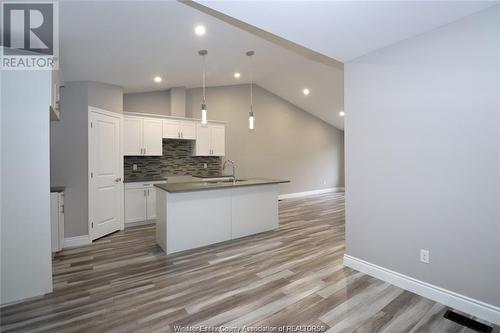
[1,193,498,333]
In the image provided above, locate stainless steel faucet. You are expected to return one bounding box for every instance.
[223,160,236,183]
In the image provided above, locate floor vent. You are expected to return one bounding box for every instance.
[443,310,492,333]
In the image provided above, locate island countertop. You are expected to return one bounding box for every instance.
[155,178,290,193]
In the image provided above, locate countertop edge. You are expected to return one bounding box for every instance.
[155,179,290,193]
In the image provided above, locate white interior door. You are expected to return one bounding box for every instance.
[89,109,123,240]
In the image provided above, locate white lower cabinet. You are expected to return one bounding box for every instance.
[50,191,65,252]
[125,182,162,224]
[147,187,157,220]
[124,177,194,225]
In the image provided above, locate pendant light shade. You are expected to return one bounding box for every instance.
[246,50,255,130]
[199,49,208,125]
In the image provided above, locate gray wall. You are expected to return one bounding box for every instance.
[124,90,170,115]
[124,84,345,194]
[88,81,123,113]
[51,81,123,237]
[345,5,500,309]
[1,70,53,304]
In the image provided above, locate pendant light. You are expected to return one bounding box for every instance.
[246,50,255,130]
[198,49,208,125]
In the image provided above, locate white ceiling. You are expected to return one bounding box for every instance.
[59,1,344,129]
[196,1,499,62]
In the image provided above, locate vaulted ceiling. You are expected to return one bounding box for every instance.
[195,1,498,62]
[59,1,497,131]
[59,1,344,129]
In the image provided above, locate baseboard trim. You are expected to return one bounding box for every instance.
[125,220,156,228]
[63,235,91,249]
[278,187,344,200]
[343,254,500,325]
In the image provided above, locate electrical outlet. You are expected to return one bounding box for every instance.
[132,164,138,171]
[203,163,207,169]
[420,249,430,264]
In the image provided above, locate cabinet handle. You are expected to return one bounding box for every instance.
[144,148,146,154]
[144,189,146,196]
[181,131,183,138]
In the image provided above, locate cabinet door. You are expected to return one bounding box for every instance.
[143,118,163,156]
[50,193,60,252]
[162,119,180,139]
[179,120,196,140]
[147,187,157,220]
[124,117,143,155]
[195,124,211,156]
[210,125,225,156]
[125,188,147,224]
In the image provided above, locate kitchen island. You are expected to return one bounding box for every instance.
[155,178,289,254]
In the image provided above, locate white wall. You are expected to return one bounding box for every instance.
[1,70,53,304]
[345,4,500,318]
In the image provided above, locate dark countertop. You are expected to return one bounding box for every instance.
[50,186,65,193]
[155,178,290,193]
[123,177,169,183]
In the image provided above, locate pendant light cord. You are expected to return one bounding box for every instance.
[247,50,254,112]
[202,54,206,105]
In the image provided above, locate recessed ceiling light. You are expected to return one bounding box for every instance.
[234,72,241,79]
[194,25,206,36]
[339,111,345,117]
[303,88,310,95]
[154,76,162,83]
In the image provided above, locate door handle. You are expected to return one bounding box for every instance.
[115,177,121,183]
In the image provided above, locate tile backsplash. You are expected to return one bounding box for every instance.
[124,140,221,181]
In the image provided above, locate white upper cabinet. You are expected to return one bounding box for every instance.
[194,123,225,156]
[124,116,163,156]
[162,119,180,139]
[50,70,62,121]
[124,117,143,155]
[179,120,196,140]
[143,118,163,155]
[210,125,225,156]
[195,124,211,156]
[162,119,196,140]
